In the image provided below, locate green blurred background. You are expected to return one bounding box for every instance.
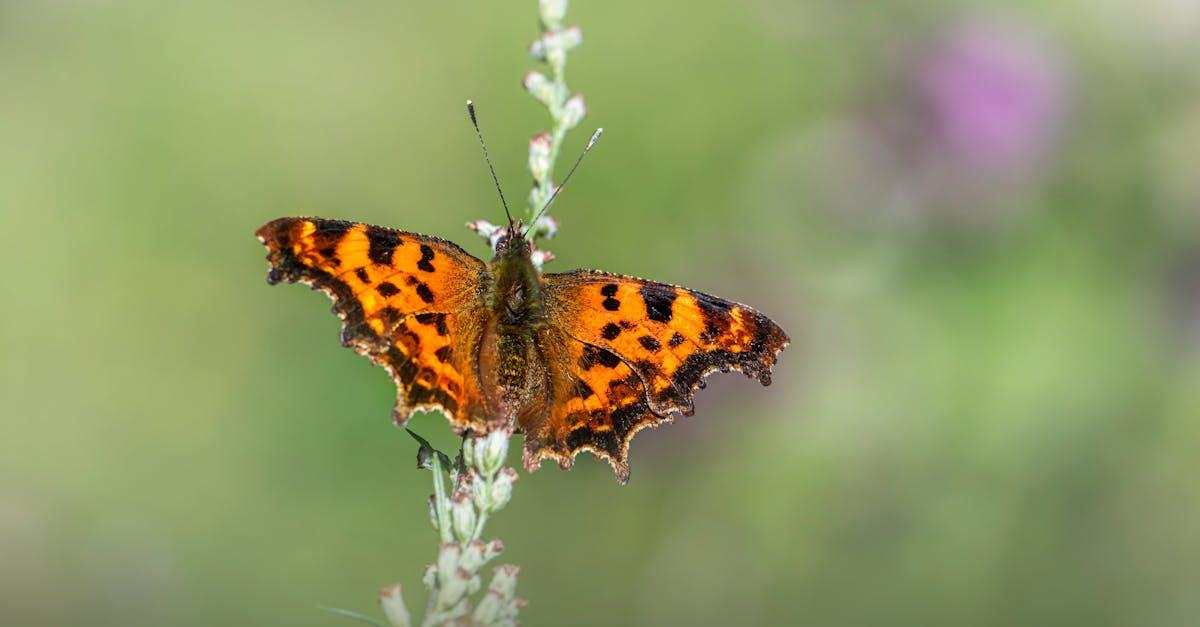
[3,1,1199,625]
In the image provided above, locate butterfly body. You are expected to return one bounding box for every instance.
[257,217,788,483]
[478,232,552,427]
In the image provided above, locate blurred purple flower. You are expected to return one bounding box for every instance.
[759,15,1072,232]
[919,20,1065,169]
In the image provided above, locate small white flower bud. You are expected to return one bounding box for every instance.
[467,220,505,251]
[489,564,520,599]
[559,26,582,50]
[528,132,553,182]
[470,470,489,509]
[379,584,411,627]
[522,71,555,107]
[490,468,517,511]
[460,540,486,572]
[472,591,503,624]
[484,539,504,561]
[450,492,476,543]
[477,430,510,476]
[422,565,438,589]
[528,37,547,62]
[539,0,567,27]
[560,94,586,129]
[436,543,461,578]
[444,599,469,621]
[529,248,555,269]
[437,576,470,613]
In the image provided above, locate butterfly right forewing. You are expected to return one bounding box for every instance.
[525,269,789,480]
[257,217,493,429]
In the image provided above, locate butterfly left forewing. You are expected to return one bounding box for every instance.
[256,217,491,429]
[536,270,789,480]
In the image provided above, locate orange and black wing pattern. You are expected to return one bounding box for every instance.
[256,217,490,429]
[521,329,650,483]
[535,270,789,481]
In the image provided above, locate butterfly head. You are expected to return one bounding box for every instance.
[493,222,532,262]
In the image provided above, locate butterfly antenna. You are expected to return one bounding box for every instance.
[528,127,603,239]
[466,100,515,229]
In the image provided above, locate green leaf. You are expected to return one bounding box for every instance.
[406,429,436,470]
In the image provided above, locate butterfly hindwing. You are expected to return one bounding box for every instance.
[536,270,790,478]
[521,329,652,483]
[256,217,490,427]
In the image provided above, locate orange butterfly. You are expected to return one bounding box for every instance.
[256,217,788,483]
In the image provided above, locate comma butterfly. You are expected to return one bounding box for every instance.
[255,108,788,483]
[256,218,788,483]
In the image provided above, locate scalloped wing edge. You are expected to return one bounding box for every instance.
[521,332,790,484]
[256,223,475,432]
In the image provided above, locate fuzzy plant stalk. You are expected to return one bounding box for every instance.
[406,430,523,627]
[350,2,592,626]
[468,0,592,266]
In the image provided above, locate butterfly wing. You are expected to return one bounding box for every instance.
[521,330,649,483]
[256,217,491,429]
[534,269,789,481]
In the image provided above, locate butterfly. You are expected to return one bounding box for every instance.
[256,216,788,483]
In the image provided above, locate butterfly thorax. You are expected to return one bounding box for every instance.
[488,233,546,327]
[477,232,551,426]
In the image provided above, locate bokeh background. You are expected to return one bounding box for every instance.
[3,1,1199,625]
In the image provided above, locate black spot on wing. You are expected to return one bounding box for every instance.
[694,292,734,315]
[434,346,451,363]
[669,332,685,347]
[367,225,402,265]
[601,323,622,340]
[579,344,622,370]
[414,312,449,336]
[641,284,676,323]
[600,283,622,311]
[313,219,352,239]
[700,320,726,344]
[416,282,435,304]
[378,307,403,331]
[418,244,436,273]
[638,335,662,352]
[355,268,370,283]
[377,282,400,298]
[574,379,595,399]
